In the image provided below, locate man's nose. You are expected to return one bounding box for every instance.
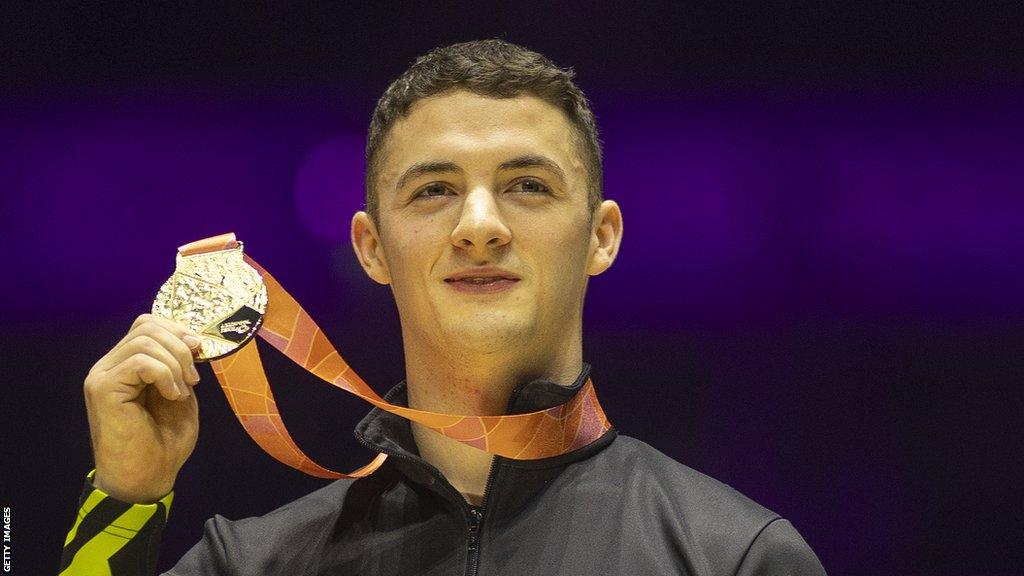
[450,186,511,254]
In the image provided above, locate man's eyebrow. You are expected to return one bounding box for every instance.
[498,155,566,183]
[394,155,567,192]
[395,160,462,192]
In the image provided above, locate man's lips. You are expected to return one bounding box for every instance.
[444,267,520,282]
[444,267,520,293]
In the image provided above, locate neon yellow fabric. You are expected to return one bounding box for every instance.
[59,470,174,576]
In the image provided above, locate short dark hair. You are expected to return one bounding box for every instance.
[365,39,603,224]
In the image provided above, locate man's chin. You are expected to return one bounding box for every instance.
[441,317,533,349]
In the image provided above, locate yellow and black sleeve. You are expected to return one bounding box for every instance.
[59,470,173,576]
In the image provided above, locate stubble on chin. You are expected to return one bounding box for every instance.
[438,310,536,355]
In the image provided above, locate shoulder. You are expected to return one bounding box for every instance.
[597,434,780,526]
[200,473,383,553]
[212,477,348,525]
[167,477,374,574]
[586,434,822,574]
[734,518,827,575]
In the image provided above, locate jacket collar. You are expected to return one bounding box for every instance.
[353,362,616,477]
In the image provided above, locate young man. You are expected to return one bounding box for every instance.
[62,40,826,574]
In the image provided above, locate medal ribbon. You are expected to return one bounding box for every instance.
[180,233,612,479]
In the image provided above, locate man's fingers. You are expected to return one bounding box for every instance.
[102,335,188,391]
[140,323,200,383]
[117,353,188,401]
[96,315,201,377]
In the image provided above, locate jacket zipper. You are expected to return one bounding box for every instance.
[466,380,532,576]
[465,456,500,576]
[353,436,502,576]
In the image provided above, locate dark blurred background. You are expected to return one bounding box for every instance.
[1,3,1021,574]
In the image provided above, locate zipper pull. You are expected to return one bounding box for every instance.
[467,507,483,551]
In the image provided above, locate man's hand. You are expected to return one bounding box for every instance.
[84,313,202,503]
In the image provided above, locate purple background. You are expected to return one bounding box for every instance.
[2,4,1021,574]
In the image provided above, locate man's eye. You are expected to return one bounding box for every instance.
[415,183,452,199]
[509,179,550,194]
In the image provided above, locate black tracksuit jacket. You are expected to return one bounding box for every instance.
[159,364,826,575]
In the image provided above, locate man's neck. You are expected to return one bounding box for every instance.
[403,338,583,506]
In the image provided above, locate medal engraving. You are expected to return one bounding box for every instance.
[152,242,267,361]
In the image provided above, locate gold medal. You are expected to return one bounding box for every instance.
[151,240,267,361]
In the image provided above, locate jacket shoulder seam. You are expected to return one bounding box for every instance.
[730,515,785,576]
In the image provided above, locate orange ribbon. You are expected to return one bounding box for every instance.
[179,233,612,479]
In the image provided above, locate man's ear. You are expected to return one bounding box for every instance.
[587,200,623,276]
[351,211,391,285]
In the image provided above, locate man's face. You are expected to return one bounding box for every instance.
[353,90,617,356]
